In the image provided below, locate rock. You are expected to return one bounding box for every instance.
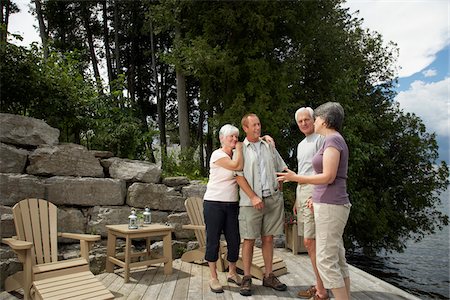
[0,143,28,173]
[127,183,185,212]
[0,173,45,206]
[57,207,87,243]
[181,181,207,199]
[27,143,104,178]
[0,205,15,238]
[162,176,190,187]
[167,212,192,239]
[0,257,22,290]
[150,240,186,259]
[87,206,134,237]
[0,113,59,147]
[102,158,162,183]
[45,176,126,206]
[90,150,114,159]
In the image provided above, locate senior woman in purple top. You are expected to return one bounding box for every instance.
[277,102,351,300]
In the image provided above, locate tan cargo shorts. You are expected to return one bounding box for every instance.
[239,191,284,239]
[296,184,315,239]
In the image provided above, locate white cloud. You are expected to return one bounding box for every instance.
[396,78,450,137]
[344,0,450,78]
[422,69,438,78]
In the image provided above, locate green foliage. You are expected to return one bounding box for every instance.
[150,0,449,255]
[0,43,96,143]
[2,0,447,256]
[162,147,206,181]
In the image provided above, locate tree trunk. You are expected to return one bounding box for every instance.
[197,108,205,176]
[176,69,190,150]
[175,27,190,150]
[205,104,214,175]
[81,3,103,95]
[149,15,166,166]
[0,0,7,43]
[34,0,48,59]
[102,0,113,91]
[113,0,121,75]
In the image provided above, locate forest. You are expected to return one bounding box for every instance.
[0,0,448,255]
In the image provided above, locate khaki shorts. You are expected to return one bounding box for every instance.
[296,184,315,239]
[239,191,285,239]
[314,202,351,289]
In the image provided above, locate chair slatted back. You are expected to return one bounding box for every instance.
[12,198,59,265]
[184,197,206,247]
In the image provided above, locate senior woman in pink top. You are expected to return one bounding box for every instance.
[277,102,351,300]
[203,124,243,293]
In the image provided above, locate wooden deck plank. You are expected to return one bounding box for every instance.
[157,259,182,300]
[0,249,421,300]
[172,260,192,300]
[187,262,203,300]
[126,265,158,300]
[114,267,147,300]
[141,265,165,299]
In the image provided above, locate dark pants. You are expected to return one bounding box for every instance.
[203,200,240,263]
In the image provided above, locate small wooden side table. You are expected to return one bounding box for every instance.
[105,224,173,282]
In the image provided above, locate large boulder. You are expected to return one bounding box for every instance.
[0,206,15,238]
[101,158,162,183]
[127,183,185,212]
[167,212,193,239]
[27,143,104,178]
[45,176,126,206]
[0,113,59,147]
[57,207,88,243]
[86,206,169,238]
[0,143,28,173]
[162,176,190,187]
[181,181,207,199]
[0,173,45,206]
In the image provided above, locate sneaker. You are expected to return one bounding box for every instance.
[297,286,316,298]
[209,278,223,293]
[262,272,287,291]
[239,275,252,296]
[227,273,242,286]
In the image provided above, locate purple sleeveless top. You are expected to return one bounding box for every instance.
[312,133,349,205]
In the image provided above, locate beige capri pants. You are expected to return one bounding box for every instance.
[314,202,351,289]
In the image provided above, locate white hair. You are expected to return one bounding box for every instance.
[295,107,314,122]
[219,124,239,144]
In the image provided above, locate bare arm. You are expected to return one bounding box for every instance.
[214,142,243,171]
[236,175,264,210]
[277,147,340,185]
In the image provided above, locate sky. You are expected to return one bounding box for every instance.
[342,0,450,164]
[8,0,450,164]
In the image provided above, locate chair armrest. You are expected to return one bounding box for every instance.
[2,238,33,250]
[58,232,101,242]
[182,224,205,231]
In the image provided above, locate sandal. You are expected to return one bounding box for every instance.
[312,293,329,300]
[297,285,316,298]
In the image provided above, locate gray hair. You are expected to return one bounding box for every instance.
[219,124,239,144]
[295,107,314,122]
[314,102,345,131]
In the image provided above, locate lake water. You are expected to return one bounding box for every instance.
[348,189,450,299]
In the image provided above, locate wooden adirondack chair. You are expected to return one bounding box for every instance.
[180,196,226,272]
[181,197,287,280]
[1,198,114,300]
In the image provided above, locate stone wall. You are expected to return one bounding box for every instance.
[0,113,207,290]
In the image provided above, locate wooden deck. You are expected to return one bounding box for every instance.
[1,248,420,300]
